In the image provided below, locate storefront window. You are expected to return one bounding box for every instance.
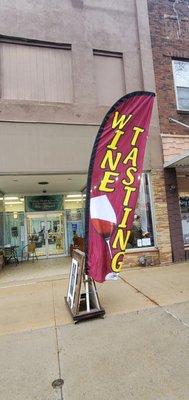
[127,173,154,249]
[4,196,25,213]
[3,197,25,256]
[64,194,85,253]
[4,212,25,257]
[0,196,4,247]
[180,197,189,245]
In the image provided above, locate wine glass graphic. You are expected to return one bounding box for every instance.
[90,195,117,258]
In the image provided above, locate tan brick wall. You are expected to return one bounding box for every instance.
[162,135,189,164]
[151,169,172,264]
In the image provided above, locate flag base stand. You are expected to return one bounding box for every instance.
[65,250,105,324]
[65,277,105,324]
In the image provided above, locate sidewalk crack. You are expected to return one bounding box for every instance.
[52,281,64,400]
[120,276,159,306]
[120,276,189,328]
[163,308,189,329]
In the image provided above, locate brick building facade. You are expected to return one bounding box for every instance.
[148,0,189,262]
[1,0,187,271]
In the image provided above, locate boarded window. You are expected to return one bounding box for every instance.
[172,60,189,111]
[0,43,73,103]
[93,50,125,105]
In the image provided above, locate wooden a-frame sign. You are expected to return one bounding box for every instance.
[65,249,105,323]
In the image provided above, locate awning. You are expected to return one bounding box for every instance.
[164,151,189,168]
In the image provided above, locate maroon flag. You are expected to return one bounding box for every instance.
[85,92,155,283]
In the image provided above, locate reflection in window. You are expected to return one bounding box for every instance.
[127,173,154,249]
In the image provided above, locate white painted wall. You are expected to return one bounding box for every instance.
[0,122,98,173]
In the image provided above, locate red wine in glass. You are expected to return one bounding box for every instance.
[90,195,117,258]
[91,219,115,239]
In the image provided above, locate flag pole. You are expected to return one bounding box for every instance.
[169,117,189,130]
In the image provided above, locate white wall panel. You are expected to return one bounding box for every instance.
[0,122,97,173]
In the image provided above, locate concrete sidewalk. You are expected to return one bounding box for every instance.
[0,262,188,399]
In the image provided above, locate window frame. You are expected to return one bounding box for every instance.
[93,49,123,59]
[172,59,189,113]
[0,34,71,51]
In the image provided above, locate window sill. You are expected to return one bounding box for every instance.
[177,109,189,115]
[126,246,158,253]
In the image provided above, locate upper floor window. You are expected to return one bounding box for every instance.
[93,50,125,106]
[0,40,73,103]
[172,60,189,112]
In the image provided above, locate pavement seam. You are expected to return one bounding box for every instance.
[119,275,159,306]
[52,281,64,400]
[0,274,69,289]
[120,276,189,328]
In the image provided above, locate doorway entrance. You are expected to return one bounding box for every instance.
[26,212,65,258]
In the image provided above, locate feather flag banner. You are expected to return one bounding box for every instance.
[85,92,155,283]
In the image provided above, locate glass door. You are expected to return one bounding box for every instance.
[26,212,65,258]
[26,213,47,257]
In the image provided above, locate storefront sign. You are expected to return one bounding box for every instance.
[85,91,155,283]
[25,195,63,212]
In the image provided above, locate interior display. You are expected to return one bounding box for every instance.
[66,209,84,254]
[11,226,18,237]
[127,173,154,249]
[4,212,25,257]
[0,212,4,247]
[180,197,189,244]
[26,212,65,257]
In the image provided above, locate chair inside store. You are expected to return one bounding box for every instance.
[22,242,38,263]
[4,245,19,265]
[70,236,84,257]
